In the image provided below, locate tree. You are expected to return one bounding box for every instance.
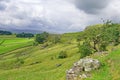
[35,32,49,44]
[101,21,120,46]
[79,20,120,53]
[16,33,34,38]
[84,24,102,52]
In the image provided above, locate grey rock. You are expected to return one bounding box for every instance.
[79,74,87,78]
[66,58,101,80]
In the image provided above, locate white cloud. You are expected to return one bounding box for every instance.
[0,0,120,33]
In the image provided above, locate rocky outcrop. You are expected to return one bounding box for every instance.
[66,58,101,80]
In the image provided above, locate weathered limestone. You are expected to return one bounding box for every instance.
[66,58,101,80]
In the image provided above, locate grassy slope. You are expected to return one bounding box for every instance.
[85,45,120,80]
[0,35,33,54]
[0,34,120,80]
[0,44,79,80]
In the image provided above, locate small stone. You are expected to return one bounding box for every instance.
[56,64,62,67]
[80,74,87,78]
[67,69,74,74]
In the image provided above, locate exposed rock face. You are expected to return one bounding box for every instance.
[66,58,101,80]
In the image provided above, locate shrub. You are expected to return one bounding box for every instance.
[51,57,54,60]
[99,42,108,51]
[14,58,24,68]
[53,35,61,44]
[41,43,49,49]
[58,51,67,59]
[33,41,39,46]
[16,58,24,64]
[78,41,92,58]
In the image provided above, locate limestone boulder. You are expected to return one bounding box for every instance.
[66,58,101,80]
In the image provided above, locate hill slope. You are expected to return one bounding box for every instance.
[0,33,120,80]
[0,35,80,80]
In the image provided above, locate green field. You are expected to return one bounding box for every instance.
[0,34,120,80]
[0,35,33,54]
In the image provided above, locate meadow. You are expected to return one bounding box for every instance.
[0,33,120,80]
[0,35,33,54]
[0,35,80,80]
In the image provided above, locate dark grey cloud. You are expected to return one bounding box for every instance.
[75,0,110,14]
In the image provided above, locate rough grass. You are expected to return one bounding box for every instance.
[0,44,80,80]
[0,35,80,80]
[86,46,120,80]
[0,35,120,80]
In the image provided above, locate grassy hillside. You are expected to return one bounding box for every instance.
[0,32,120,80]
[0,35,33,54]
[0,35,80,80]
[87,45,120,80]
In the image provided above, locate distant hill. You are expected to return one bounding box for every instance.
[10,29,43,34]
[0,25,43,34]
[0,30,12,35]
[0,28,43,34]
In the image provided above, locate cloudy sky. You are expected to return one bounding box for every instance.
[0,0,120,33]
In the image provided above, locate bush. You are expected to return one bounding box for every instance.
[78,41,92,58]
[53,35,61,44]
[33,41,39,46]
[99,42,107,51]
[35,32,49,44]
[15,58,24,68]
[16,58,24,64]
[41,43,49,49]
[58,51,67,59]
